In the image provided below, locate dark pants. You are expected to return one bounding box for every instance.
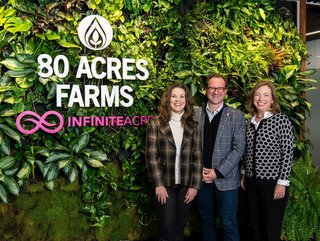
[245,178,288,241]
[153,185,191,241]
[197,182,239,241]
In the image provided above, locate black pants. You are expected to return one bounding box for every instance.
[153,185,191,241]
[245,178,288,241]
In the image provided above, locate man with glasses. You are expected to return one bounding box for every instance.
[195,73,246,241]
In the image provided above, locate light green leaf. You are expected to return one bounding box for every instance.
[86,158,105,168]
[175,70,192,79]
[0,58,29,71]
[84,149,107,161]
[4,17,32,34]
[282,65,297,80]
[58,159,71,169]
[57,40,81,48]
[259,8,266,21]
[2,176,19,196]
[45,180,54,191]
[16,162,31,179]
[0,183,9,203]
[0,109,16,117]
[0,156,16,170]
[16,77,34,88]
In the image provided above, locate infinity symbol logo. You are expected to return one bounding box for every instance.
[16,111,64,134]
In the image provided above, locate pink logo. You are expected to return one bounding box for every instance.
[16,111,64,134]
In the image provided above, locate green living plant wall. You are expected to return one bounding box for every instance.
[0,0,319,240]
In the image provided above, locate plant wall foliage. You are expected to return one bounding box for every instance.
[0,0,319,240]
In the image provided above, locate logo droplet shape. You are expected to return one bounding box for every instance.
[78,15,113,51]
[16,111,64,134]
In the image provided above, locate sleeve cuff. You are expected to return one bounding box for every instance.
[277,179,290,186]
[214,168,224,178]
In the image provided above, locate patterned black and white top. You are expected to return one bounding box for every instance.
[243,112,293,185]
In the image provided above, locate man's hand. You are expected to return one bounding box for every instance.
[202,168,217,183]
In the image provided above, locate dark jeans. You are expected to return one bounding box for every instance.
[197,182,239,241]
[245,178,288,241]
[153,185,191,241]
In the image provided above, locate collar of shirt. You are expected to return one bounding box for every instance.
[251,111,273,128]
[206,102,224,122]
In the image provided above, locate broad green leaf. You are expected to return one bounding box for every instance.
[3,96,14,104]
[16,77,34,88]
[63,165,79,183]
[0,183,9,203]
[46,152,71,163]
[58,159,71,169]
[4,167,18,176]
[86,158,105,168]
[175,70,193,79]
[84,150,107,161]
[110,182,117,191]
[57,40,81,48]
[0,58,29,71]
[299,69,317,76]
[37,149,50,157]
[259,8,266,21]
[75,158,85,169]
[3,176,19,196]
[0,156,16,170]
[46,163,59,181]
[0,109,16,117]
[300,78,319,84]
[0,124,21,143]
[45,180,54,191]
[0,137,10,155]
[7,69,34,78]
[295,112,305,120]
[282,65,297,80]
[4,17,32,34]
[16,162,31,179]
[35,160,45,176]
[45,30,60,40]
[130,185,142,191]
[16,54,35,64]
[73,132,89,153]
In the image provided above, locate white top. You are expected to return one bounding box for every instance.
[251,111,273,129]
[169,111,184,184]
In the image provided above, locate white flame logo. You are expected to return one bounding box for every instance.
[78,15,113,51]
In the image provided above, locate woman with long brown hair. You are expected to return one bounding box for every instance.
[146,83,202,241]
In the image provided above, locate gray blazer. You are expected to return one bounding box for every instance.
[194,105,246,191]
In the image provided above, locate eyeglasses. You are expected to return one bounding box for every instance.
[206,87,226,93]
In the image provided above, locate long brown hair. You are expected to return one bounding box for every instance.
[247,81,280,115]
[158,83,196,127]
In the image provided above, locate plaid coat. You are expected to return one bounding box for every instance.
[145,116,202,189]
[194,105,246,191]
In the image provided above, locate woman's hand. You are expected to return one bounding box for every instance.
[273,184,286,200]
[184,188,198,204]
[155,186,168,204]
[240,175,245,190]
